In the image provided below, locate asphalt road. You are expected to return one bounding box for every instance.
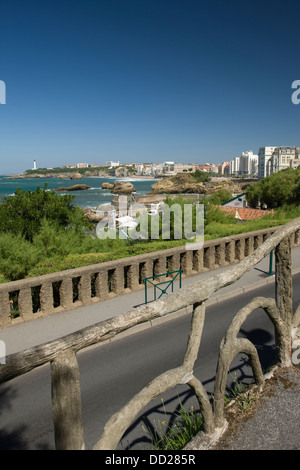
[0,274,299,450]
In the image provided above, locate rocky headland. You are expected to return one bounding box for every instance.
[150,173,253,195]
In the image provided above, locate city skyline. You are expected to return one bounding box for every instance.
[0,0,299,173]
[25,143,300,179]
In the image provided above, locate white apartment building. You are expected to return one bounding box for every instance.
[229,156,240,175]
[105,161,120,168]
[240,151,258,175]
[270,146,300,173]
[290,157,300,169]
[258,147,277,178]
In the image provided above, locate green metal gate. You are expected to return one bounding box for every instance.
[143,270,182,304]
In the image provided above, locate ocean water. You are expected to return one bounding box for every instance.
[0,176,158,209]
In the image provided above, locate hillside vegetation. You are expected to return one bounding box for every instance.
[0,168,299,283]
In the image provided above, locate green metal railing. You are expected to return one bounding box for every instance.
[143,270,182,304]
[269,250,273,276]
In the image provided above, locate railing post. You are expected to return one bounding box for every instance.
[215,241,226,268]
[235,238,245,261]
[40,282,54,314]
[127,263,139,291]
[111,266,125,295]
[275,236,293,366]
[78,274,92,305]
[59,278,74,309]
[51,349,85,450]
[168,253,181,274]
[154,256,166,279]
[0,291,11,327]
[18,288,33,320]
[225,240,235,264]
[204,246,214,270]
[95,270,109,300]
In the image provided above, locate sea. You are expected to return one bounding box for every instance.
[0,176,158,209]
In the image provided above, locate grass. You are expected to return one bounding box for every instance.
[224,374,257,414]
[142,375,258,450]
[142,399,203,450]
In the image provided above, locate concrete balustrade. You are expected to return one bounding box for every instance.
[0,226,299,328]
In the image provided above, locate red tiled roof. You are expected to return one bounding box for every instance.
[218,206,272,221]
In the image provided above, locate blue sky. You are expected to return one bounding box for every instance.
[0,0,299,173]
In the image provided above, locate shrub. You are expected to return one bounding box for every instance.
[0,233,39,281]
[246,167,300,208]
[0,184,88,241]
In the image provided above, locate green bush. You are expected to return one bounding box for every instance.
[246,167,300,208]
[206,189,233,205]
[0,233,39,281]
[0,184,88,241]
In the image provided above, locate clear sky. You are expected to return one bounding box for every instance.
[0,0,299,173]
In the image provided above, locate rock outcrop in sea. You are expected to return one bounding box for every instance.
[55,184,91,191]
[102,180,136,194]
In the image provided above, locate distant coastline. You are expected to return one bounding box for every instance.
[2,172,159,181]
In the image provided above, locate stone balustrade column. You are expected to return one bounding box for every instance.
[127,264,139,291]
[95,270,109,301]
[0,291,11,327]
[180,250,193,276]
[139,260,153,285]
[245,236,254,257]
[225,240,235,264]
[215,242,226,268]
[235,238,245,261]
[203,246,214,270]
[78,274,92,305]
[59,279,74,310]
[40,282,54,315]
[168,253,180,275]
[154,256,167,280]
[192,248,204,272]
[18,287,33,320]
[111,266,124,295]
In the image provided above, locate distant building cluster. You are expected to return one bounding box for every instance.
[56,145,300,180]
[257,146,300,178]
[133,162,198,177]
[218,145,300,178]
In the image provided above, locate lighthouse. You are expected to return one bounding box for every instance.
[33,160,37,170]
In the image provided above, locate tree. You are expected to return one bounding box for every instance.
[0,184,88,241]
[246,167,300,209]
[191,170,211,183]
[207,189,233,205]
